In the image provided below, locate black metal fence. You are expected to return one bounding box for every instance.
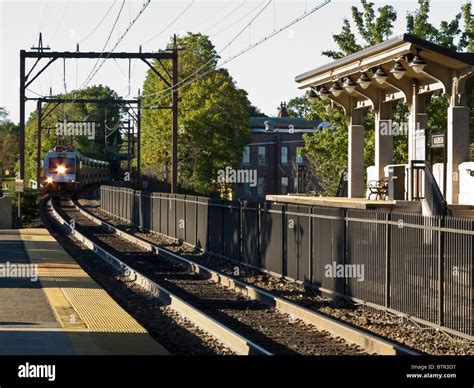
[101,185,473,337]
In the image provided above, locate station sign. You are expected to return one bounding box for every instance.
[15,179,24,193]
[431,133,445,149]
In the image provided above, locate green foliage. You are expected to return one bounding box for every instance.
[322,0,396,59]
[392,102,410,164]
[292,94,348,195]
[301,0,474,196]
[22,86,121,181]
[141,33,251,197]
[0,107,7,121]
[427,95,450,131]
[0,109,19,175]
[287,97,316,118]
[460,2,474,52]
[407,0,473,51]
[11,189,39,224]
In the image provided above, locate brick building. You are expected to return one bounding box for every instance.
[233,102,324,199]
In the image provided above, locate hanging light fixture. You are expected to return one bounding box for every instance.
[330,81,343,97]
[390,61,406,80]
[308,88,318,102]
[343,77,356,93]
[409,54,427,73]
[373,67,388,84]
[318,85,331,100]
[357,73,371,89]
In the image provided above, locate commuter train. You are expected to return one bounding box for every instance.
[43,146,110,196]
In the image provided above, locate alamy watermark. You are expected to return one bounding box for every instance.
[379,120,423,137]
[324,261,365,282]
[0,262,38,282]
[56,120,96,140]
[217,167,257,187]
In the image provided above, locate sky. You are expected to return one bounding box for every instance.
[0,0,469,122]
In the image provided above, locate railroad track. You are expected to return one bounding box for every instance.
[45,197,419,356]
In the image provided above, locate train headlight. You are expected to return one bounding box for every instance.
[56,165,66,174]
[46,177,53,184]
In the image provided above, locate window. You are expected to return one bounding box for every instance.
[242,146,250,164]
[257,177,265,196]
[296,147,304,165]
[281,177,289,195]
[281,146,288,164]
[258,146,266,165]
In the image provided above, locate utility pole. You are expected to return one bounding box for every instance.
[171,34,178,194]
[36,100,42,186]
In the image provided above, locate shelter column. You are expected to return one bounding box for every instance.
[375,100,393,180]
[446,103,469,204]
[348,108,365,198]
[408,83,428,163]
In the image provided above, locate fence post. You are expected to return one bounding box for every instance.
[343,209,347,296]
[438,216,445,326]
[282,203,287,278]
[385,211,391,308]
[259,202,264,269]
[308,206,313,285]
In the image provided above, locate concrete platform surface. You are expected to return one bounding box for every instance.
[0,229,168,355]
[266,195,422,212]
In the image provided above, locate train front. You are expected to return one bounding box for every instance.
[43,150,78,196]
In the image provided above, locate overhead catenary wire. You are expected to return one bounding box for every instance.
[210,0,267,38]
[79,0,118,44]
[49,0,71,43]
[202,0,247,34]
[80,0,151,90]
[143,0,195,46]
[142,0,331,104]
[37,0,52,33]
[141,0,273,99]
[193,1,236,33]
[79,0,127,90]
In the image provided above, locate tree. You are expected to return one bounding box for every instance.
[141,33,251,197]
[322,0,397,59]
[23,85,122,182]
[407,0,473,51]
[0,109,19,176]
[460,2,474,52]
[300,0,473,195]
[300,96,348,195]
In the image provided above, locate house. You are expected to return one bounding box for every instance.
[233,102,323,199]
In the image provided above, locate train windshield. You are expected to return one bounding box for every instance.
[49,158,75,174]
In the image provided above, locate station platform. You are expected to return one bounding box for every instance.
[266,195,422,212]
[0,229,168,355]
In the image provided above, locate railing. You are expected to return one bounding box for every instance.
[101,185,474,337]
[424,161,448,216]
[410,160,448,216]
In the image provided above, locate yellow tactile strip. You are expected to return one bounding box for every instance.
[18,228,168,355]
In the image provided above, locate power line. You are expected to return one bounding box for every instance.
[143,0,195,46]
[210,1,267,38]
[142,0,273,99]
[143,0,331,102]
[80,0,127,89]
[49,0,71,43]
[202,0,247,34]
[38,0,52,32]
[193,1,236,32]
[86,0,151,87]
[79,0,118,44]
